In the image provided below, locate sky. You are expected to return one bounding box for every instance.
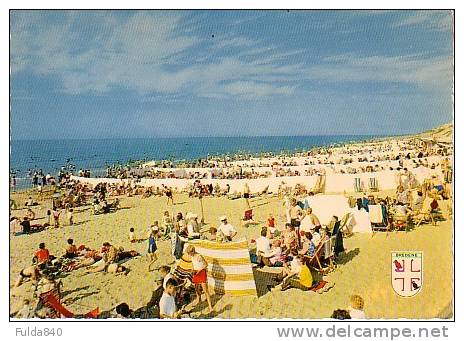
[10,10,453,140]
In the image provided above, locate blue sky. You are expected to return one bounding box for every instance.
[10,10,453,139]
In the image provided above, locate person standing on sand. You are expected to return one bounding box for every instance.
[52,208,61,228]
[283,195,292,224]
[147,230,158,271]
[66,208,74,226]
[243,183,251,209]
[162,210,173,239]
[186,245,213,313]
[289,199,303,247]
[164,185,174,205]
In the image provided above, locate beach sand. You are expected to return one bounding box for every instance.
[10,191,453,319]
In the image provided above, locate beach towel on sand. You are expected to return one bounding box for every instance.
[309,280,328,292]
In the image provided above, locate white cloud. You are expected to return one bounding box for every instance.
[10,11,453,101]
[221,81,295,98]
[392,11,453,31]
[212,36,255,49]
[305,53,453,91]
[11,11,308,99]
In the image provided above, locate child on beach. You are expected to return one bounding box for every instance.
[64,239,78,258]
[159,278,181,319]
[46,210,52,227]
[348,295,366,319]
[67,208,74,226]
[26,208,36,221]
[147,230,158,271]
[52,208,61,228]
[162,211,173,239]
[283,223,297,251]
[14,264,41,287]
[159,265,174,289]
[164,185,174,206]
[171,224,188,260]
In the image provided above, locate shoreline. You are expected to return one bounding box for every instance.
[10,134,389,191]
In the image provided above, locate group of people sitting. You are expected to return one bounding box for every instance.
[12,239,141,318]
[244,198,345,292]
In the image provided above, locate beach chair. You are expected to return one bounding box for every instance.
[339,213,353,238]
[303,241,325,273]
[368,177,379,192]
[39,288,99,318]
[244,209,253,220]
[413,199,440,227]
[259,186,269,196]
[354,178,363,192]
[369,204,389,235]
[321,235,337,273]
[312,175,326,194]
[240,209,257,227]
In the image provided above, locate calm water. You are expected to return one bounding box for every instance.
[10,135,379,189]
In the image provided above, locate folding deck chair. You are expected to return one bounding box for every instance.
[413,200,440,227]
[369,204,390,235]
[354,178,363,192]
[368,177,379,192]
[38,288,99,318]
[240,209,257,227]
[319,235,337,274]
[339,212,354,238]
[303,241,326,273]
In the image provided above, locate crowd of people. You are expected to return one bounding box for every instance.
[10,135,452,320]
[91,138,452,183]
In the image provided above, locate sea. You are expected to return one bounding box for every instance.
[10,135,380,189]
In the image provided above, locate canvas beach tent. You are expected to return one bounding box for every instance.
[189,239,257,296]
[305,194,371,233]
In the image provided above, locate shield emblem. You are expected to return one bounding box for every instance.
[391,251,423,297]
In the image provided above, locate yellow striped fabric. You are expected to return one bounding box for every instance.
[190,239,257,297]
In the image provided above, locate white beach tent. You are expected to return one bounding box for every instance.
[305,194,371,233]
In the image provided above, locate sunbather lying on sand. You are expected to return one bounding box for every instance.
[14,264,42,288]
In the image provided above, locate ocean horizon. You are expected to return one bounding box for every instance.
[10,135,384,188]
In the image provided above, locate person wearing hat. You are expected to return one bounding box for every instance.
[217,216,237,242]
[186,213,200,239]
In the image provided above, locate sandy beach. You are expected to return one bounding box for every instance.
[9,9,455,324]
[10,187,453,319]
